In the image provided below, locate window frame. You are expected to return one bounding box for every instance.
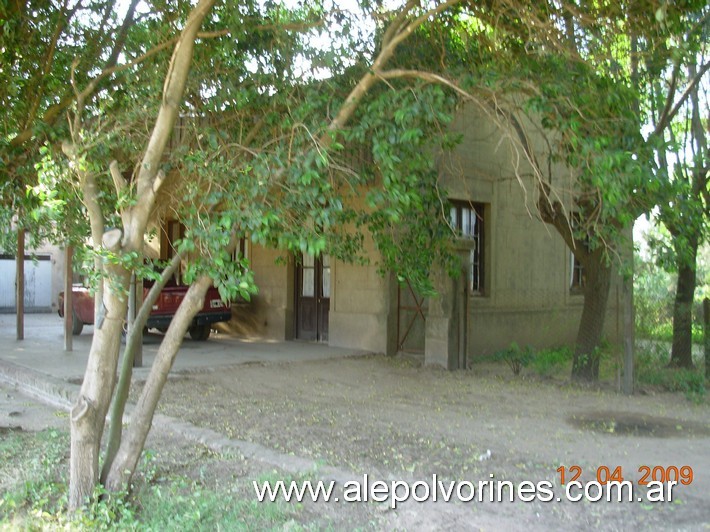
[570,251,585,293]
[449,200,486,296]
[568,213,588,294]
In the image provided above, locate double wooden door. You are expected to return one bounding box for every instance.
[295,254,330,342]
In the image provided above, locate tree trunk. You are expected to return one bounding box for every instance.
[69,267,130,509]
[68,0,215,508]
[104,274,213,492]
[670,239,697,368]
[101,252,182,483]
[572,252,612,382]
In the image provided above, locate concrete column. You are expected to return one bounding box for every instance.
[424,269,458,369]
[425,243,472,369]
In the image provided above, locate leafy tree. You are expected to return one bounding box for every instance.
[648,11,709,368]
[31,0,470,508]
[0,0,144,214]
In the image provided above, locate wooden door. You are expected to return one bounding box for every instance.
[296,253,330,342]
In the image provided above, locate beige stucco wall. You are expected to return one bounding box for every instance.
[328,235,396,354]
[45,244,66,312]
[432,101,623,360]
[229,244,293,341]
[30,241,66,312]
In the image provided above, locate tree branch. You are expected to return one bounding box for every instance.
[22,0,80,133]
[653,60,710,137]
[9,6,327,153]
[126,0,216,249]
[326,0,462,140]
[109,160,127,196]
[381,0,418,48]
[100,250,183,483]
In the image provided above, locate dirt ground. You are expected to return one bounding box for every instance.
[4,352,710,530]
[132,353,710,531]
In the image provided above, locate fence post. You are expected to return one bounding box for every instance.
[64,246,73,352]
[622,272,634,395]
[704,297,709,381]
[16,228,24,340]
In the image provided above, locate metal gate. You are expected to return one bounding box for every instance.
[0,255,52,312]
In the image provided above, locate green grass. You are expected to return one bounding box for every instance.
[529,346,573,377]
[637,321,704,345]
[0,429,299,531]
[0,428,69,519]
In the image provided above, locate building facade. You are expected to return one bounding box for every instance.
[220,103,623,369]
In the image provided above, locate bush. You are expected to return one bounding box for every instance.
[636,344,706,403]
[493,343,535,376]
[634,254,675,340]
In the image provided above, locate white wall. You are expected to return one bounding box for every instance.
[0,256,53,311]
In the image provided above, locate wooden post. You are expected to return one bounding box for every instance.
[127,273,143,368]
[134,277,143,367]
[704,298,709,381]
[64,246,73,352]
[621,270,634,396]
[16,228,24,340]
[127,271,136,341]
[457,250,469,371]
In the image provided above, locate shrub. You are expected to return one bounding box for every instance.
[493,343,535,376]
[636,345,706,403]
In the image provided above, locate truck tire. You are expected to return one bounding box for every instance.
[189,324,211,341]
[72,311,83,336]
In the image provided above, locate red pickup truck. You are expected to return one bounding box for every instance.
[58,281,231,341]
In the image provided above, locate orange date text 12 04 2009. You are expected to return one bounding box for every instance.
[557,465,694,486]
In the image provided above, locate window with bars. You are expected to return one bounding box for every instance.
[569,213,587,293]
[449,201,485,295]
[570,253,585,292]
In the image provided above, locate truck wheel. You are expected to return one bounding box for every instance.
[189,324,211,341]
[72,311,84,336]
